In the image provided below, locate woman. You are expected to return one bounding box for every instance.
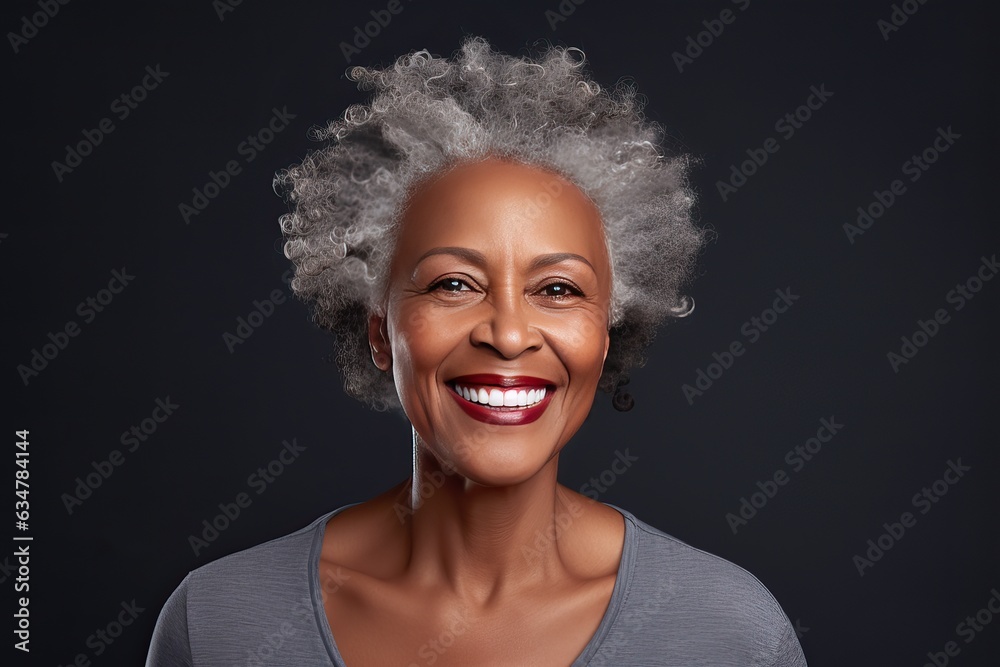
[147,37,807,666]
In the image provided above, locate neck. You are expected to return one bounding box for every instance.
[401,429,585,604]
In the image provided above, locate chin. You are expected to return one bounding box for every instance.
[432,438,560,488]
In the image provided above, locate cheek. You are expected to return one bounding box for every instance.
[548,311,609,384]
[389,303,462,390]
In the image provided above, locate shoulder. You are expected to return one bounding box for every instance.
[183,511,331,600]
[147,510,342,665]
[624,510,790,617]
[146,571,194,666]
[603,507,807,665]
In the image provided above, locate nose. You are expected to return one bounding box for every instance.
[469,291,543,359]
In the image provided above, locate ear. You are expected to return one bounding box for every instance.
[368,312,391,371]
[602,329,611,364]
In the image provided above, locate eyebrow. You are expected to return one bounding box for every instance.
[414,247,596,274]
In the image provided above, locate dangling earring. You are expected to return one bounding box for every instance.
[612,376,634,412]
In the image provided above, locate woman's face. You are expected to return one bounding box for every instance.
[374,158,612,486]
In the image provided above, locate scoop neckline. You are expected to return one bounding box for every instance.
[306,502,637,667]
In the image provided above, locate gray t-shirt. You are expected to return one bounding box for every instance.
[147,504,807,666]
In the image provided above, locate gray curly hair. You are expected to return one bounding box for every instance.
[274,36,705,411]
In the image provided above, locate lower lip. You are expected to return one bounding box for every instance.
[448,385,555,426]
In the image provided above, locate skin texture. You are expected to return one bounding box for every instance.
[319,159,627,666]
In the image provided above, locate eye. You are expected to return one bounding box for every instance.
[429,277,473,293]
[537,281,582,298]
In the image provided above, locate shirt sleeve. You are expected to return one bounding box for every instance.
[146,573,195,667]
[768,616,808,667]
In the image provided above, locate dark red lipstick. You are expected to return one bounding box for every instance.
[447,374,555,425]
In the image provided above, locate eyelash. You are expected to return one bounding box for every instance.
[427,277,584,298]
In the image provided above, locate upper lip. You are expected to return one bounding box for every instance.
[448,374,553,388]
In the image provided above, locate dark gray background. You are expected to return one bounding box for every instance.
[6,0,998,664]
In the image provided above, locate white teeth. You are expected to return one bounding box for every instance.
[453,384,549,408]
[488,389,504,406]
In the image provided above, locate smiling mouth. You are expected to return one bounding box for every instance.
[449,382,548,409]
[445,375,556,425]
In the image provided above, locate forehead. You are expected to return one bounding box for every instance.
[393,159,609,270]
